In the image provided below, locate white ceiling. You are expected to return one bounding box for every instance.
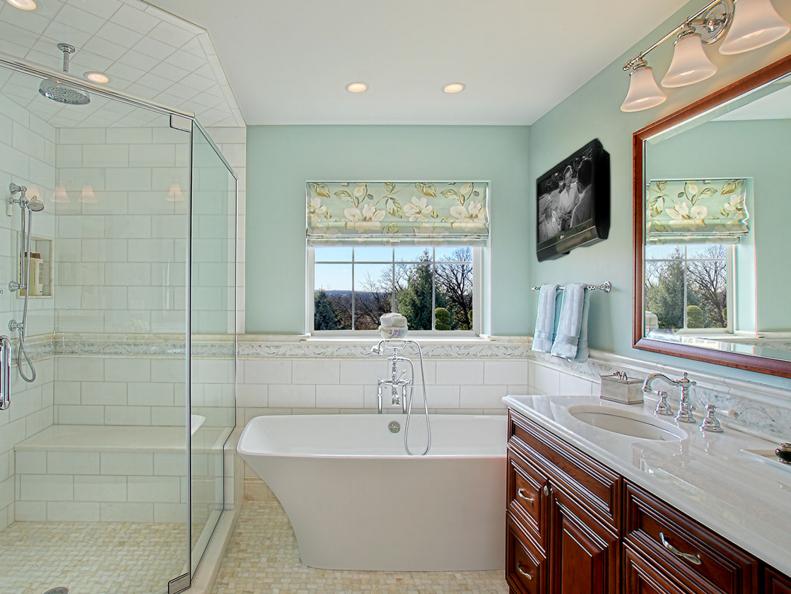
[0,0,243,127]
[147,0,688,125]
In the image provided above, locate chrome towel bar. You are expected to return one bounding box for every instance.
[531,281,612,293]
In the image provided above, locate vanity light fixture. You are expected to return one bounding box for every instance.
[84,71,110,84]
[661,26,718,87]
[443,82,465,94]
[719,0,790,54]
[620,0,790,112]
[621,59,666,112]
[345,82,368,94]
[5,0,37,10]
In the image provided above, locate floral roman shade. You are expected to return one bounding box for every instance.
[306,181,489,244]
[646,178,750,244]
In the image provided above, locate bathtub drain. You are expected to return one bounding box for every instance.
[388,420,401,433]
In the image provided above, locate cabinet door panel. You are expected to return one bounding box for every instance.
[548,484,619,594]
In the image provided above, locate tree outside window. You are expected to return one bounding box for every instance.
[645,244,729,333]
[313,246,475,333]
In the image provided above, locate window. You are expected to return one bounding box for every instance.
[644,243,733,334]
[309,245,480,334]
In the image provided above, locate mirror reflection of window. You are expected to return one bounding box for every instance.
[641,74,791,362]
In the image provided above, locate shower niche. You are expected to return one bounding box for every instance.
[16,235,52,298]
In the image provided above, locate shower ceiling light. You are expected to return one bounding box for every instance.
[719,0,790,54]
[5,0,37,11]
[443,82,465,94]
[620,59,666,112]
[661,27,718,87]
[84,71,110,84]
[345,82,368,93]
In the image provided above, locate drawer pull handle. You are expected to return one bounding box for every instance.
[516,488,535,503]
[659,532,702,566]
[516,564,533,580]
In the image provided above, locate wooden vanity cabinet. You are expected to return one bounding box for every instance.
[508,411,620,594]
[506,409,787,594]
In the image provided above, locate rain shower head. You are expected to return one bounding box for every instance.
[38,43,90,105]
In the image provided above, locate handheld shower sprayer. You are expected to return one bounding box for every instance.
[7,182,43,383]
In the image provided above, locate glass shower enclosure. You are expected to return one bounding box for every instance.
[0,54,236,594]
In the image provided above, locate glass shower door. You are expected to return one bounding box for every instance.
[188,125,237,573]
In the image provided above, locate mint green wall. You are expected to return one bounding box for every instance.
[246,125,530,334]
[647,120,791,332]
[527,0,791,387]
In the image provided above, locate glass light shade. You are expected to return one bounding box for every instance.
[662,33,717,87]
[621,65,667,112]
[719,0,790,55]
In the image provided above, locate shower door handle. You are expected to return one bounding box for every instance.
[0,335,10,410]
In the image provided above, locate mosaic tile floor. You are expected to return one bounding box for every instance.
[211,497,509,594]
[0,521,186,594]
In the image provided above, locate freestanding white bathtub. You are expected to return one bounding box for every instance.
[238,414,507,571]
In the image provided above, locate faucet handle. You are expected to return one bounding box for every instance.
[655,390,673,416]
[699,404,723,433]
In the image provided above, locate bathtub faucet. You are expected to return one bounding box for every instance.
[373,341,414,414]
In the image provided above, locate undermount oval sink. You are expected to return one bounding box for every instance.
[567,405,687,441]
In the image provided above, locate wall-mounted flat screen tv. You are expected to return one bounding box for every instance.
[536,138,610,261]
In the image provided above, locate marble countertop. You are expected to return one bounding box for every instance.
[503,394,791,577]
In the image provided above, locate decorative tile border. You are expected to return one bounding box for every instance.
[238,336,531,359]
[21,332,791,438]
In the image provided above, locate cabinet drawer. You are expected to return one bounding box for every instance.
[507,514,546,594]
[624,541,694,594]
[624,481,759,594]
[507,449,549,546]
[508,410,620,529]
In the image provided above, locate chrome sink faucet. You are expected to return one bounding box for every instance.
[642,372,696,424]
[373,342,413,414]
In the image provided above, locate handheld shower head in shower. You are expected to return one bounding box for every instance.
[26,196,44,212]
[39,43,90,106]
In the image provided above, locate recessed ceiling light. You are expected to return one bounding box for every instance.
[346,82,368,94]
[443,82,466,94]
[5,0,37,10]
[84,71,110,84]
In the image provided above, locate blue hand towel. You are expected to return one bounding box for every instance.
[551,284,589,361]
[532,284,558,353]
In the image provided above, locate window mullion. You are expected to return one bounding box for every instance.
[431,247,436,331]
[351,247,356,331]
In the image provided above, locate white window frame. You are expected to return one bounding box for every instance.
[645,244,734,334]
[306,245,483,337]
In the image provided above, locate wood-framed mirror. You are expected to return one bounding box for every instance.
[633,54,791,378]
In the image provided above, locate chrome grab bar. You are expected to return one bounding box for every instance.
[0,335,10,410]
[659,531,702,565]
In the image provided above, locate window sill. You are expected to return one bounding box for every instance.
[240,334,528,346]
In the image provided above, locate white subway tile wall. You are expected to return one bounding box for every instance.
[54,124,191,335]
[0,94,57,529]
[237,357,531,421]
